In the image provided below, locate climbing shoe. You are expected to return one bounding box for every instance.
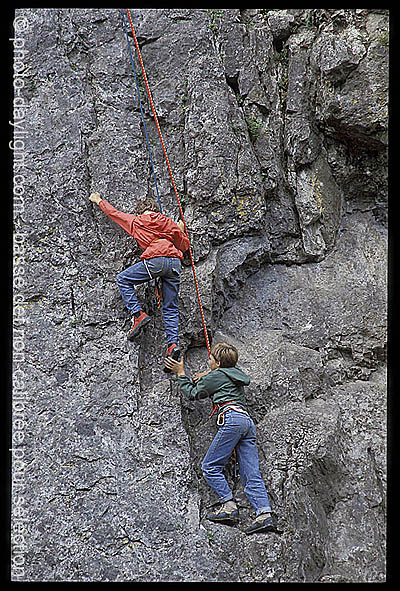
[205,501,239,526]
[163,343,181,373]
[127,311,151,341]
[244,513,277,535]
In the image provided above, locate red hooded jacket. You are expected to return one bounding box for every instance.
[99,200,190,260]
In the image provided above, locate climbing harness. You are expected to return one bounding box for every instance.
[210,400,249,425]
[142,257,162,309]
[209,400,236,421]
[120,8,211,357]
[142,258,153,281]
[218,405,249,426]
[154,279,162,310]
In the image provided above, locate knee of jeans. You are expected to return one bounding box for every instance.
[162,299,178,313]
[201,460,211,477]
[116,272,125,286]
[202,460,220,478]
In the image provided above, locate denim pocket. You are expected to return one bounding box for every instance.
[170,258,182,276]
[224,410,248,435]
[146,257,166,277]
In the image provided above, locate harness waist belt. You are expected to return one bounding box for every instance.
[216,404,249,426]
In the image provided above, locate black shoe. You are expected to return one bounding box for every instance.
[206,506,239,526]
[163,343,181,373]
[244,514,277,535]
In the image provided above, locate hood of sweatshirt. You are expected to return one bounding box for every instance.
[218,367,251,387]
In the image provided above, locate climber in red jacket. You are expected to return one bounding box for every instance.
[89,192,190,366]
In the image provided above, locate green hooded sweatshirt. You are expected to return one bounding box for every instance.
[177,366,250,414]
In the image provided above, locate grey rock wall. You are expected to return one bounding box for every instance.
[12,8,387,582]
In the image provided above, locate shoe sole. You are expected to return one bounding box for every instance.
[245,524,277,535]
[206,510,239,525]
[208,517,239,524]
[163,346,181,373]
[127,316,151,341]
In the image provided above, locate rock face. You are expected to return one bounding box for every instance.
[12,8,387,583]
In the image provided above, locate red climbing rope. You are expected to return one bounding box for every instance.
[124,8,211,357]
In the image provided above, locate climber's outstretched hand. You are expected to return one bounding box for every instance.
[89,192,102,205]
[164,355,185,376]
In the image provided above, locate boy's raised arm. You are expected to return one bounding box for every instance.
[89,192,136,236]
[164,356,210,400]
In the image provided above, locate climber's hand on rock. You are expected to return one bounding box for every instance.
[89,192,102,205]
[164,355,185,376]
[176,220,185,232]
[193,369,211,383]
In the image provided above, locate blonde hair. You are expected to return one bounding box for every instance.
[211,342,238,368]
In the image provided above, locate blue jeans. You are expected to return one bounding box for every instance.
[116,257,181,345]
[201,410,272,516]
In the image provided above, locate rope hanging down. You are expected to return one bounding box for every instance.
[120,9,163,214]
[121,8,211,357]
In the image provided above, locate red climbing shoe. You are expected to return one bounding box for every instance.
[127,311,151,341]
[163,343,181,373]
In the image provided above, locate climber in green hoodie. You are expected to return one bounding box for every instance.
[164,342,277,535]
